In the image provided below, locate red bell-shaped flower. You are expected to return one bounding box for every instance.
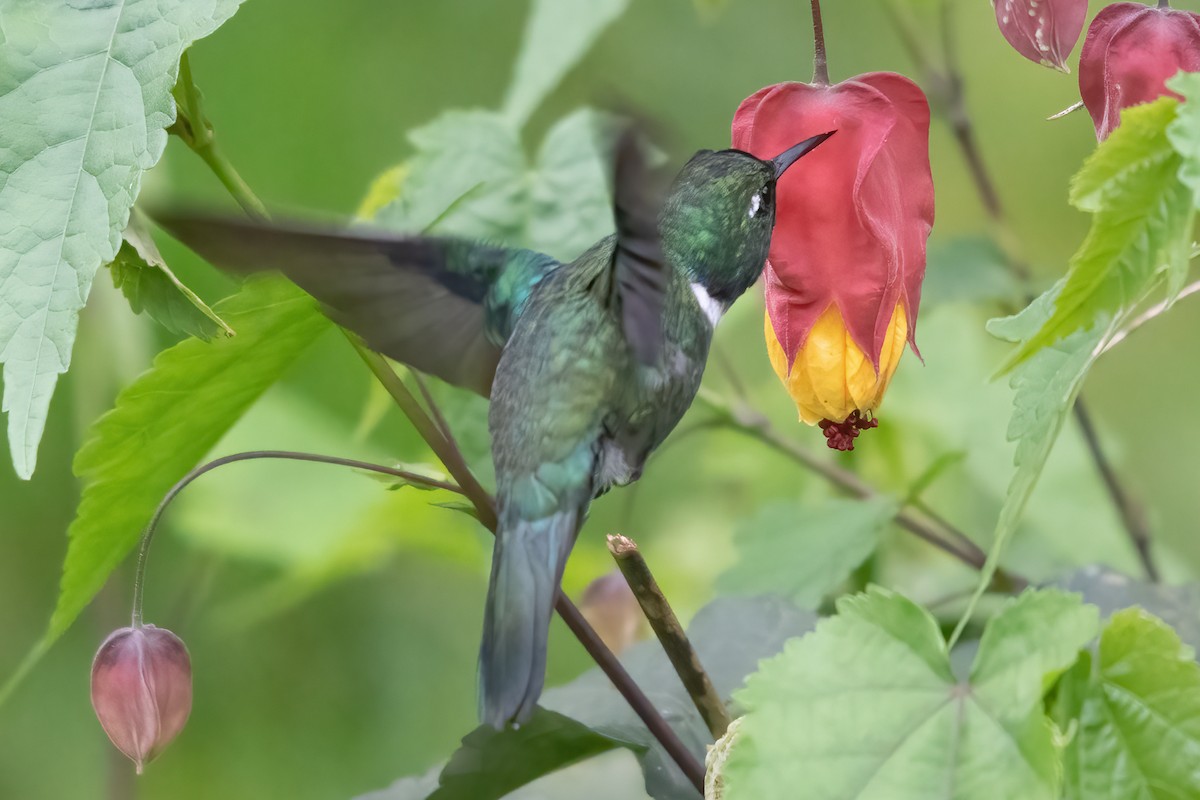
[1079,1,1200,140]
[732,76,934,449]
[994,0,1088,71]
[91,625,193,773]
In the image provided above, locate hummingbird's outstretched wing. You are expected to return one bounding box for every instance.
[156,214,560,397]
[608,129,669,366]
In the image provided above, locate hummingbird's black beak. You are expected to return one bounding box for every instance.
[771,131,835,180]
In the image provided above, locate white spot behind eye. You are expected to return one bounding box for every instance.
[748,192,762,218]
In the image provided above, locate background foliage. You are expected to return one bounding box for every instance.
[2,0,1200,798]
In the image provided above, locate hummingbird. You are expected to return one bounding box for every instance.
[158,128,832,728]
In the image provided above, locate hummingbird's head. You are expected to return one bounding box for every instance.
[660,132,832,309]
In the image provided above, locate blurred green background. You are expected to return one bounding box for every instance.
[3,0,1199,797]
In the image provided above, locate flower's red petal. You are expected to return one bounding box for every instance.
[994,0,1088,71]
[1080,3,1200,140]
[733,75,932,368]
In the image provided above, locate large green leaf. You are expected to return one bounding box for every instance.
[0,278,329,701]
[109,211,233,341]
[375,107,622,263]
[0,0,244,479]
[1006,98,1194,368]
[954,290,1107,641]
[1057,609,1200,799]
[717,498,897,608]
[502,0,631,128]
[544,596,816,799]
[722,588,1098,800]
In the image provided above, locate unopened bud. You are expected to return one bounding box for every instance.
[579,571,645,655]
[994,0,1087,72]
[1079,2,1200,139]
[90,625,192,773]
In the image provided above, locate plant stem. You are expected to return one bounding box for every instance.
[1101,279,1200,354]
[1072,403,1159,582]
[696,392,1027,591]
[130,450,462,627]
[173,52,269,221]
[608,534,733,740]
[809,0,830,85]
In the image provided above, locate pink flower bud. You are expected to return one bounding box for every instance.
[579,570,645,654]
[91,625,192,773]
[1079,2,1200,140]
[994,0,1088,71]
[732,75,934,447]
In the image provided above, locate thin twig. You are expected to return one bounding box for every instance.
[695,392,1028,591]
[1072,403,1159,581]
[608,534,733,740]
[411,370,460,445]
[131,450,462,626]
[1101,279,1200,354]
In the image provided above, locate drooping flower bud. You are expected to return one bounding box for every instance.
[91,625,193,773]
[994,0,1088,71]
[1079,2,1200,140]
[579,570,645,655]
[732,75,934,450]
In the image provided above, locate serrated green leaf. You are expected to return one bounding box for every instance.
[373,107,622,263]
[724,587,1097,800]
[959,290,1107,643]
[1166,71,1200,207]
[1057,609,1200,800]
[0,278,329,702]
[0,0,244,479]
[109,211,233,341]
[502,0,631,128]
[527,108,625,260]
[717,498,897,608]
[1006,99,1194,369]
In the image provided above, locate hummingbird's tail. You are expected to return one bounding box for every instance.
[479,509,579,728]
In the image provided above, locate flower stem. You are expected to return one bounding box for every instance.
[810,0,831,85]
[130,451,462,628]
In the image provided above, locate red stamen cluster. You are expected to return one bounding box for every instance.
[818,410,878,451]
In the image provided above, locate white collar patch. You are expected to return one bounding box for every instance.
[691,283,726,328]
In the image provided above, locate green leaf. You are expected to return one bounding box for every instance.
[545,596,816,799]
[502,0,631,128]
[0,0,244,478]
[375,110,526,240]
[723,588,1098,800]
[1056,565,1200,655]
[431,709,636,800]
[374,107,623,263]
[0,278,329,702]
[109,211,233,341]
[1167,72,1200,208]
[717,498,897,608]
[1006,98,1195,369]
[957,291,1106,643]
[1057,609,1200,799]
